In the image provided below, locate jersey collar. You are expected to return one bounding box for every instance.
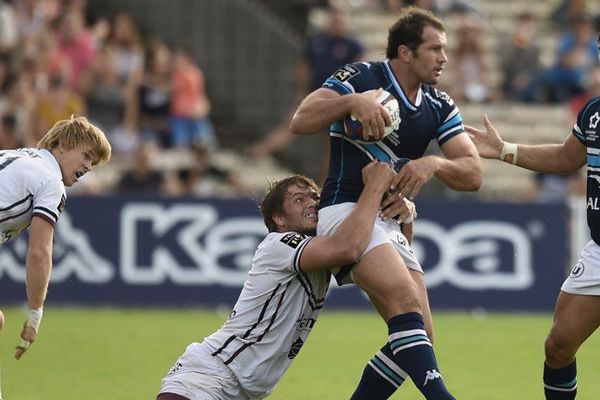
[384,59,422,111]
[38,148,63,181]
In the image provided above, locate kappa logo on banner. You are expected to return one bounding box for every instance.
[0,212,114,283]
[120,204,267,285]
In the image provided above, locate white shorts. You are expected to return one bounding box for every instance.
[159,342,250,400]
[562,240,600,296]
[318,202,422,286]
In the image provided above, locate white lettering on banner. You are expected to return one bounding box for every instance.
[0,212,114,283]
[120,204,267,285]
[412,220,534,289]
[587,196,600,210]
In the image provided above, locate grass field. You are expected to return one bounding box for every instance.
[0,307,599,399]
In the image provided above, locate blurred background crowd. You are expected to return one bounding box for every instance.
[0,0,598,202]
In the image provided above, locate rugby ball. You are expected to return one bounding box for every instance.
[344,90,401,143]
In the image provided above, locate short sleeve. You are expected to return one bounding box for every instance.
[32,178,66,226]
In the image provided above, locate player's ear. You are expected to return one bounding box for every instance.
[272,213,285,230]
[397,45,412,62]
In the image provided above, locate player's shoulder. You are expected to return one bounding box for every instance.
[257,232,307,255]
[581,96,600,114]
[332,61,383,82]
[422,85,457,109]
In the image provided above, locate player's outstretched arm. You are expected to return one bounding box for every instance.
[15,216,53,360]
[299,161,394,272]
[465,115,587,174]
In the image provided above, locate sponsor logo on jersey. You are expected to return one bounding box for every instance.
[57,194,66,213]
[333,65,360,82]
[570,261,585,278]
[423,369,442,386]
[589,112,600,129]
[280,233,306,249]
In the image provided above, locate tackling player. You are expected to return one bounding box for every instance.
[290,6,481,400]
[156,161,415,400]
[466,34,600,398]
[0,116,111,359]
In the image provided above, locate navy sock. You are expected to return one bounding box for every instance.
[388,312,455,400]
[350,343,405,400]
[544,361,577,399]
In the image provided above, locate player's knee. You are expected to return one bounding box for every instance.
[544,334,575,367]
[385,284,422,316]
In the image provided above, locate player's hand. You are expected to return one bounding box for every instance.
[351,88,391,141]
[390,157,437,200]
[15,324,37,360]
[380,192,416,222]
[464,115,504,159]
[362,160,395,193]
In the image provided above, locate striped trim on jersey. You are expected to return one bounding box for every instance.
[290,237,325,310]
[33,206,59,226]
[0,195,33,224]
[368,349,408,388]
[212,281,291,365]
[389,328,432,354]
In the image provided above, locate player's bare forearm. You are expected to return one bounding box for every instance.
[26,252,51,308]
[290,89,353,135]
[510,142,586,174]
[434,154,482,191]
[328,163,393,258]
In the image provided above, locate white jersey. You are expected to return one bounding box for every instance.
[202,231,330,399]
[0,148,66,243]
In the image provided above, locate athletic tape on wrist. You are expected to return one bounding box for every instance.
[26,307,43,332]
[18,339,31,349]
[402,204,417,224]
[500,142,518,165]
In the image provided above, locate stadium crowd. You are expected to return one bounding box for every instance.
[0,0,599,200]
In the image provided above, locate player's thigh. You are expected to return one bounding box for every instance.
[548,291,600,351]
[159,343,248,400]
[411,270,434,342]
[353,243,420,321]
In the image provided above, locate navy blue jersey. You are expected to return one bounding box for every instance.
[319,61,465,207]
[573,96,600,244]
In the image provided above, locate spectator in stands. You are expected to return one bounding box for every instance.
[14,0,56,55]
[80,44,132,154]
[125,38,172,149]
[173,145,250,197]
[105,10,144,85]
[0,0,18,59]
[0,73,35,144]
[550,0,587,31]
[451,12,490,103]
[0,112,23,149]
[248,5,363,181]
[497,11,543,101]
[31,74,86,144]
[523,12,599,103]
[115,142,165,195]
[55,10,97,92]
[169,46,216,151]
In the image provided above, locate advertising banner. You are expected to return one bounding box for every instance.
[0,197,568,311]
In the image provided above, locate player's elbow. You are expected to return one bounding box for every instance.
[289,112,309,136]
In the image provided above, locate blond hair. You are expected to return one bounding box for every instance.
[37,116,112,166]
